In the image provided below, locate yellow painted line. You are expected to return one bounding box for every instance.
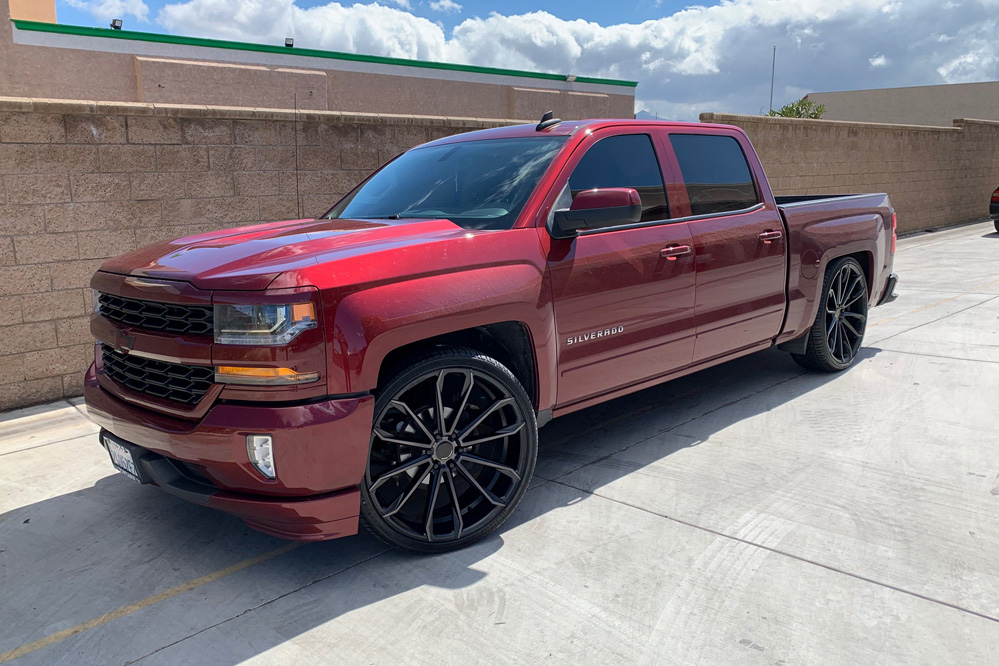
[870,276,999,328]
[0,542,302,664]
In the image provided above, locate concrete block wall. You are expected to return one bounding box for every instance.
[701,113,999,234]
[2,101,999,411]
[0,96,514,410]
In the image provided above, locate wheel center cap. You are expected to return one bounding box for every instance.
[433,439,456,462]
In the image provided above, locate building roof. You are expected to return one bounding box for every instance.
[11,19,638,89]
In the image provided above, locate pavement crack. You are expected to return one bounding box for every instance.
[550,478,999,627]
[873,294,999,346]
[123,546,393,665]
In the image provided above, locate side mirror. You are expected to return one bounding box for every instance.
[551,188,642,238]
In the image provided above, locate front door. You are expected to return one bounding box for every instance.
[545,131,697,407]
[666,132,787,362]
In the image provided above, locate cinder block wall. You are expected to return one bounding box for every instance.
[701,113,999,234]
[3,101,999,411]
[0,97,514,410]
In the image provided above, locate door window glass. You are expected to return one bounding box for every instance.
[669,134,759,216]
[567,134,669,223]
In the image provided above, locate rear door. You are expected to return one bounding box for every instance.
[544,129,696,407]
[663,131,787,362]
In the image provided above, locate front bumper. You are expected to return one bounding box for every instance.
[85,363,375,541]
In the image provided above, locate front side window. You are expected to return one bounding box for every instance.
[328,137,567,231]
[566,134,669,223]
[669,134,760,216]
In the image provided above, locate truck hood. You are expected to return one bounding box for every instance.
[98,217,467,290]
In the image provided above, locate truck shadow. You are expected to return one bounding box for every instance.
[0,345,881,665]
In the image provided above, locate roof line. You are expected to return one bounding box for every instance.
[11,19,639,89]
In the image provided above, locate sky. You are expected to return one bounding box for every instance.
[55,0,999,120]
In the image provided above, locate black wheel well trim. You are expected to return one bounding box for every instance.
[375,321,539,410]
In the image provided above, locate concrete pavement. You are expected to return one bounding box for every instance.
[2,221,998,665]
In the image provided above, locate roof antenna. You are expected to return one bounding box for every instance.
[536,111,562,132]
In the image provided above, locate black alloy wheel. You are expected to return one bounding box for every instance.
[360,347,537,553]
[791,256,868,372]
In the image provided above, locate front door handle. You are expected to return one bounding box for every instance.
[759,230,783,244]
[660,244,692,260]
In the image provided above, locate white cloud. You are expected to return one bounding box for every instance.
[156,0,999,120]
[66,0,150,22]
[386,0,411,8]
[429,0,461,13]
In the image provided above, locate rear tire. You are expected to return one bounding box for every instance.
[994,219,999,233]
[791,256,868,372]
[360,346,537,553]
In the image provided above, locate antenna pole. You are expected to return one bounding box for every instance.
[769,45,776,114]
[294,92,301,218]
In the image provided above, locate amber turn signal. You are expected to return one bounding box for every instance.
[215,366,319,386]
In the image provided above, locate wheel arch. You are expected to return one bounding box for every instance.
[376,322,539,409]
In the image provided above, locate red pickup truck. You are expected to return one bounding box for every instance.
[85,117,897,552]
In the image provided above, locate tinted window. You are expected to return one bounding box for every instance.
[669,134,759,216]
[328,137,566,230]
[568,134,668,223]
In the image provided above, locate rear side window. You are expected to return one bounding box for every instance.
[669,134,759,216]
[568,134,668,223]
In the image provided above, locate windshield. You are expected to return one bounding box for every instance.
[327,137,568,230]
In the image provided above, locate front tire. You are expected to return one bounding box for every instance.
[791,256,869,372]
[360,346,538,553]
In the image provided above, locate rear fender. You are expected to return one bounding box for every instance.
[780,212,883,343]
[327,264,556,411]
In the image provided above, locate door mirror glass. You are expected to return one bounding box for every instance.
[551,188,642,238]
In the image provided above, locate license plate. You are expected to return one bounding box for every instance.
[103,434,143,484]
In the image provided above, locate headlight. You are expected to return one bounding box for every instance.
[92,289,102,314]
[213,303,317,345]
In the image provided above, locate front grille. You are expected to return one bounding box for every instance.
[101,345,214,405]
[98,293,213,336]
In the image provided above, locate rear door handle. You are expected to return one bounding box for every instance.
[759,230,783,244]
[660,244,692,260]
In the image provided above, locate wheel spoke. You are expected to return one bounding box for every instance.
[434,370,447,436]
[457,397,514,442]
[370,454,431,493]
[829,322,840,361]
[445,371,474,437]
[389,399,435,444]
[373,427,433,450]
[843,274,864,306]
[455,461,506,507]
[840,321,854,359]
[841,317,861,338]
[444,470,464,539]
[382,463,434,518]
[826,314,837,337]
[423,467,444,542]
[843,311,866,323]
[461,421,525,447]
[460,453,522,481]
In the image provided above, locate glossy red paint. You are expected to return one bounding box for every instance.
[84,119,896,541]
[570,187,642,209]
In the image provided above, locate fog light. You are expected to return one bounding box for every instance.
[247,434,276,479]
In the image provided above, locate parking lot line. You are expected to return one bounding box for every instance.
[0,542,302,664]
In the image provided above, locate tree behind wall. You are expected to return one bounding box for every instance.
[768,97,826,119]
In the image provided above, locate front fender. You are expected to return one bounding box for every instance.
[326,263,557,411]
